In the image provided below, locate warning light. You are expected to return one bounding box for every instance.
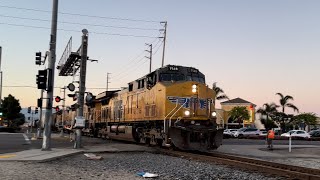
[55,106,60,112]
[55,96,61,103]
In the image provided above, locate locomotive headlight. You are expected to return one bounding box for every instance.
[211,111,217,117]
[184,110,190,116]
[192,84,197,93]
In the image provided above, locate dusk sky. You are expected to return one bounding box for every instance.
[0,0,319,116]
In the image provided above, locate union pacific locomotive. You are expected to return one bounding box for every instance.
[76,65,223,151]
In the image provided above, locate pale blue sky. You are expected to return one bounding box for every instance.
[0,0,319,115]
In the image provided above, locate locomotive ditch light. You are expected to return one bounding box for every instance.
[192,84,197,93]
[184,110,190,116]
[211,111,217,117]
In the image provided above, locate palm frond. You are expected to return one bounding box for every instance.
[217,95,229,100]
[286,103,299,113]
[276,93,284,99]
[284,95,294,101]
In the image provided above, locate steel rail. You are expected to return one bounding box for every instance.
[159,149,320,180]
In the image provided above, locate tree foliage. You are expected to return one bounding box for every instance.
[276,93,299,113]
[213,83,229,101]
[257,103,279,130]
[229,106,250,126]
[2,94,22,127]
[293,113,317,126]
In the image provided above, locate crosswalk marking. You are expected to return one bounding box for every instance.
[22,133,31,144]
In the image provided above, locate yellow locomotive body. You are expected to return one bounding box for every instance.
[86,65,223,150]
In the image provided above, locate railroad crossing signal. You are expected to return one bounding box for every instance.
[35,52,42,65]
[55,96,61,103]
[36,70,48,90]
[27,107,31,113]
[35,107,38,114]
[55,106,60,112]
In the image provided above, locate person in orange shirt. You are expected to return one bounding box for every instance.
[267,129,275,150]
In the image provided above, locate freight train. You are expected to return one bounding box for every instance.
[63,65,223,151]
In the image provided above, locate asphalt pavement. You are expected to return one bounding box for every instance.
[0,133,31,154]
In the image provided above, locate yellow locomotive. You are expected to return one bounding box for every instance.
[83,65,223,151]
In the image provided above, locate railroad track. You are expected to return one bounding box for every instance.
[158,149,320,180]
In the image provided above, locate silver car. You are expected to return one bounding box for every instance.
[234,128,261,138]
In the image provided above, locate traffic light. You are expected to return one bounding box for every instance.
[37,98,42,108]
[55,96,61,103]
[35,107,38,114]
[36,70,47,90]
[35,52,42,65]
[55,106,60,112]
[27,107,31,113]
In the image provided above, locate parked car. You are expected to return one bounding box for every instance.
[259,129,268,137]
[223,129,238,138]
[309,130,320,137]
[233,128,261,138]
[280,130,310,139]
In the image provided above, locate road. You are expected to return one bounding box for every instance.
[0,132,107,154]
[0,133,31,154]
[1,132,319,154]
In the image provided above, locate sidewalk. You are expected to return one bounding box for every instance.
[0,138,154,162]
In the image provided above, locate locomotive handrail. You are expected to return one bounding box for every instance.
[169,99,188,128]
[163,99,179,135]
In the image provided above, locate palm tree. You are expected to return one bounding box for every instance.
[213,83,229,101]
[257,103,279,122]
[276,93,299,113]
[229,106,250,127]
[276,93,299,132]
[257,103,279,130]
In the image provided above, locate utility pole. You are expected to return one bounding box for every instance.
[0,46,2,108]
[145,44,152,73]
[60,86,66,137]
[42,0,58,151]
[37,89,44,139]
[161,21,167,67]
[74,29,88,149]
[106,73,111,91]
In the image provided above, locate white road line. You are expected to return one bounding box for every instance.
[22,133,31,144]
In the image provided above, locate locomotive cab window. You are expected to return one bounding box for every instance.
[160,73,185,82]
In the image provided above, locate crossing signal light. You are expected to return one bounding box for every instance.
[55,106,60,112]
[36,70,47,90]
[35,52,42,65]
[55,96,61,103]
[27,107,31,113]
[35,107,39,114]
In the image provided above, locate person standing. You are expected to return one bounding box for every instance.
[267,129,275,150]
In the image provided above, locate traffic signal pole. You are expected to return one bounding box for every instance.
[37,89,44,139]
[74,29,88,149]
[60,87,66,137]
[42,0,58,151]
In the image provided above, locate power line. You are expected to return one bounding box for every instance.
[0,5,160,23]
[0,14,159,31]
[0,22,157,38]
[3,85,119,90]
[112,36,161,77]
[112,40,163,81]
